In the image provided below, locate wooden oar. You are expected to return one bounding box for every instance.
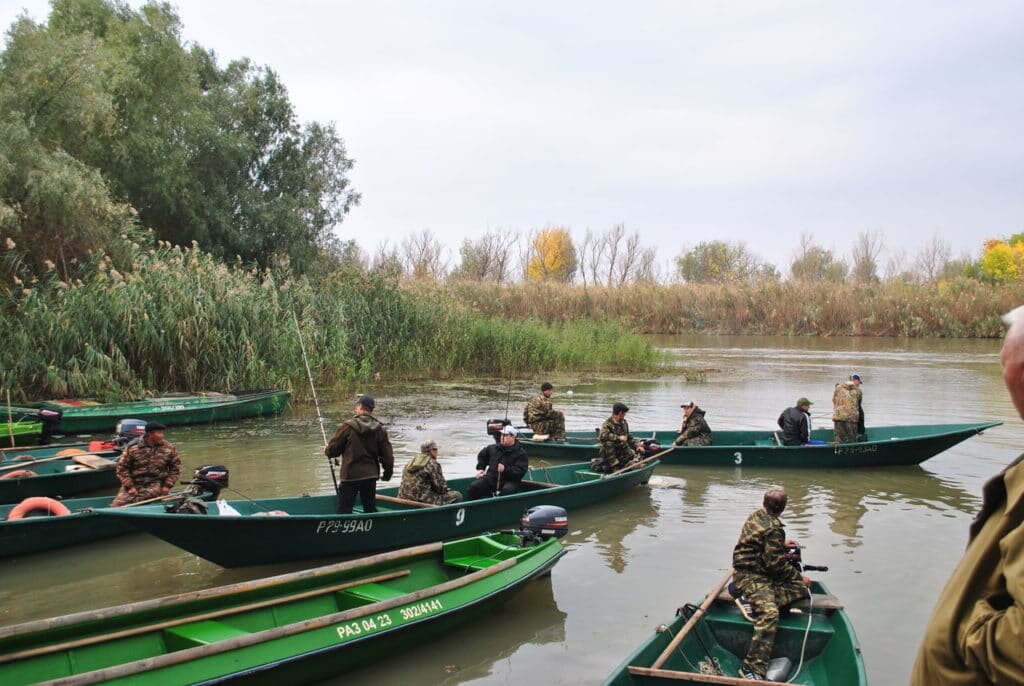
[603,445,674,478]
[0,570,412,665]
[650,569,733,669]
[627,666,790,685]
[375,493,434,508]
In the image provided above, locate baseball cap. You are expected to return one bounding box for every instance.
[501,425,518,436]
[681,401,695,408]
[356,394,375,411]
[850,373,863,383]
[796,397,813,407]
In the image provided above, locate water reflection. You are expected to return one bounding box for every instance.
[329,576,566,685]
[565,486,659,574]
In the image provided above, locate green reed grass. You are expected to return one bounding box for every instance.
[0,241,657,401]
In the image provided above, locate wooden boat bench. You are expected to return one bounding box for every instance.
[340,582,408,605]
[714,590,844,612]
[520,479,559,490]
[164,619,250,649]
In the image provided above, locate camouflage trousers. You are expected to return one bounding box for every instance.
[734,571,808,677]
[111,482,164,507]
[529,413,565,440]
[676,435,712,447]
[833,420,859,444]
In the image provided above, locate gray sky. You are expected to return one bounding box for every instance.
[2,0,1021,273]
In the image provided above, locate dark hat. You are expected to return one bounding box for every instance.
[612,402,629,414]
[850,373,863,383]
[796,397,813,407]
[356,394,375,411]
[144,421,167,432]
[540,382,553,391]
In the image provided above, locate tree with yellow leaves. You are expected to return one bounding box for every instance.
[979,238,1024,283]
[526,227,577,282]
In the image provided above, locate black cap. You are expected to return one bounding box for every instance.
[356,394,375,411]
[540,382,553,391]
[612,402,629,414]
[145,421,167,432]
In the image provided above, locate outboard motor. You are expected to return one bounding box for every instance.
[113,418,147,448]
[486,418,511,443]
[36,407,63,434]
[785,542,828,573]
[188,464,229,498]
[516,505,568,545]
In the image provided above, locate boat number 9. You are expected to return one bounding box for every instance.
[734,452,743,464]
[455,508,465,526]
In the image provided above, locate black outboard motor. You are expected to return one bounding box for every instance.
[486,418,511,443]
[515,505,568,545]
[188,464,229,498]
[785,542,829,573]
[113,418,147,448]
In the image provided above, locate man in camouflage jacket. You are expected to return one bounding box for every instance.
[111,422,181,507]
[398,440,462,505]
[832,373,863,443]
[596,402,645,472]
[523,382,566,440]
[731,487,811,680]
[673,402,713,446]
[325,395,395,514]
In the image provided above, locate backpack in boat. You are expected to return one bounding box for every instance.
[165,496,208,515]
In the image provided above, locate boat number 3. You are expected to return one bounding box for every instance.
[455,508,465,526]
[734,451,743,464]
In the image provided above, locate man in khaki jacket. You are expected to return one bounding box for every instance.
[910,307,1024,684]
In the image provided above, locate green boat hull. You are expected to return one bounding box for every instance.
[0,445,120,504]
[96,460,657,567]
[0,533,566,685]
[26,390,290,434]
[520,422,1000,468]
[0,420,42,447]
[604,581,866,686]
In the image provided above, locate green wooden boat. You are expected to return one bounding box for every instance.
[0,418,43,446]
[519,422,1000,468]
[95,460,658,567]
[605,580,866,686]
[0,447,119,505]
[0,531,566,685]
[16,389,290,435]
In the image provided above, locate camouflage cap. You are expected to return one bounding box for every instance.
[796,397,813,407]
[420,439,438,452]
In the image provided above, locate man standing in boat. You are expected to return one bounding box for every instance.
[731,486,811,681]
[467,425,529,499]
[596,402,646,472]
[831,373,864,443]
[325,395,395,514]
[523,382,566,441]
[911,308,1024,685]
[777,398,813,446]
[673,401,713,446]
[111,422,181,507]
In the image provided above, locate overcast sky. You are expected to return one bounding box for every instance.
[2,1,1021,274]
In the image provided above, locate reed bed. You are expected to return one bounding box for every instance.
[0,243,657,401]
[433,279,1019,338]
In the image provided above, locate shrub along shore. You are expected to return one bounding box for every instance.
[0,242,659,401]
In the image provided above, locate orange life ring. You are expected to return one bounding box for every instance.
[0,470,37,480]
[7,496,71,520]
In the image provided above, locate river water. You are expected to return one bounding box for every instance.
[0,335,1015,685]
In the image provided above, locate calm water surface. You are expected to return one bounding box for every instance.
[0,335,1015,686]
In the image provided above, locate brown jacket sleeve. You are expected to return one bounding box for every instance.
[325,422,351,458]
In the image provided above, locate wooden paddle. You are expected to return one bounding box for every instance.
[650,568,734,669]
[0,451,114,472]
[603,445,675,478]
[375,493,434,508]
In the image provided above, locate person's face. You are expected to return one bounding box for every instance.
[799,404,810,413]
[147,430,165,445]
[429,446,439,458]
[683,405,694,417]
[1002,332,1024,419]
[500,433,516,446]
[852,378,862,388]
[542,388,553,398]
[613,411,626,421]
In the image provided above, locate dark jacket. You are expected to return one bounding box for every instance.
[777,407,810,446]
[475,442,529,484]
[325,413,395,482]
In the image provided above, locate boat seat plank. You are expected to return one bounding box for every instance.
[520,479,559,489]
[574,470,602,480]
[628,665,792,685]
[341,582,407,604]
[714,591,844,611]
[164,620,250,648]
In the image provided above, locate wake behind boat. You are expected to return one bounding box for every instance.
[95,460,657,567]
[519,422,1001,468]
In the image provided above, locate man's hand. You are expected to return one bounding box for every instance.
[128,487,138,497]
[497,463,505,473]
[476,469,485,478]
[161,486,171,495]
[802,575,812,588]
[619,434,628,443]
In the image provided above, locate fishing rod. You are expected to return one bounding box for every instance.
[291,309,339,496]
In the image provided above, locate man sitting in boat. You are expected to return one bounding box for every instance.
[594,402,646,473]
[831,373,864,443]
[673,401,713,446]
[467,425,529,500]
[398,439,463,505]
[777,398,813,446]
[111,422,181,507]
[522,382,566,441]
[731,486,811,681]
